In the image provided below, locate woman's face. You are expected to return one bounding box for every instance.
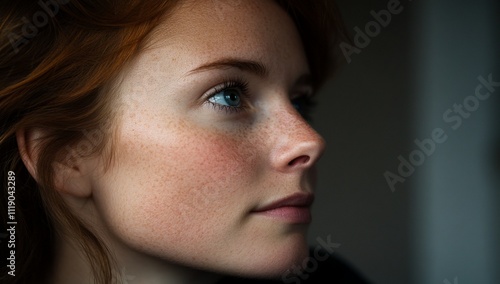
[89,0,325,277]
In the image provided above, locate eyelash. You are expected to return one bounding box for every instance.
[204,79,250,114]
[204,78,316,119]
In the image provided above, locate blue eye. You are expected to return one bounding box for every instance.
[208,88,242,107]
[206,80,249,114]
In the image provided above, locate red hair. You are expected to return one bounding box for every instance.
[0,1,345,283]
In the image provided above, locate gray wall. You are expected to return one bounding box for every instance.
[307,0,500,283]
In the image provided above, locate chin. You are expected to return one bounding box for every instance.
[222,235,310,280]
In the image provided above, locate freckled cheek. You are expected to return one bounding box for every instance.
[162,133,259,217]
[105,128,261,242]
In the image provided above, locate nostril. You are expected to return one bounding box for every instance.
[288,155,310,167]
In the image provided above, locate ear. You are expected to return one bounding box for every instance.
[16,128,42,182]
[16,128,93,198]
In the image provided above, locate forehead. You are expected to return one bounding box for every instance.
[141,0,308,76]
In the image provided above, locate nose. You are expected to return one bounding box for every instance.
[268,104,326,173]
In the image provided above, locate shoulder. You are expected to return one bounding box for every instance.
[217,248,371,284]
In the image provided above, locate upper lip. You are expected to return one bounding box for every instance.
[252,192,315,212]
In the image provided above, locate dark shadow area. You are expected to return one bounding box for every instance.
[308,0,417,283]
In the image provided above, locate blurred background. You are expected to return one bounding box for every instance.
[308,0,500,283]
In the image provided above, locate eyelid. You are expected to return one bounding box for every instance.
[201,76,249,100]
[201,77,251,114]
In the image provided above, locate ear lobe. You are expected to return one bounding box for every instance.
[16,129,93,198]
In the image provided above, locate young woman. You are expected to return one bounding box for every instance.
[0,0,368,283]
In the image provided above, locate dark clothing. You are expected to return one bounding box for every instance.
[217,249,371,284]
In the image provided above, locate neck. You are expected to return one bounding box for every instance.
[49,235,222,284]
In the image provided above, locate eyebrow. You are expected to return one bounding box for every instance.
[186,58,269,77]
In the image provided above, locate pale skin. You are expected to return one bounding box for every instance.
[18,0,326,283]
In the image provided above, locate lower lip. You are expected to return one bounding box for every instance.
[252,206,312,223]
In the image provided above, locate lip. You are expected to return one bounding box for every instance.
[251,192,314,224]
